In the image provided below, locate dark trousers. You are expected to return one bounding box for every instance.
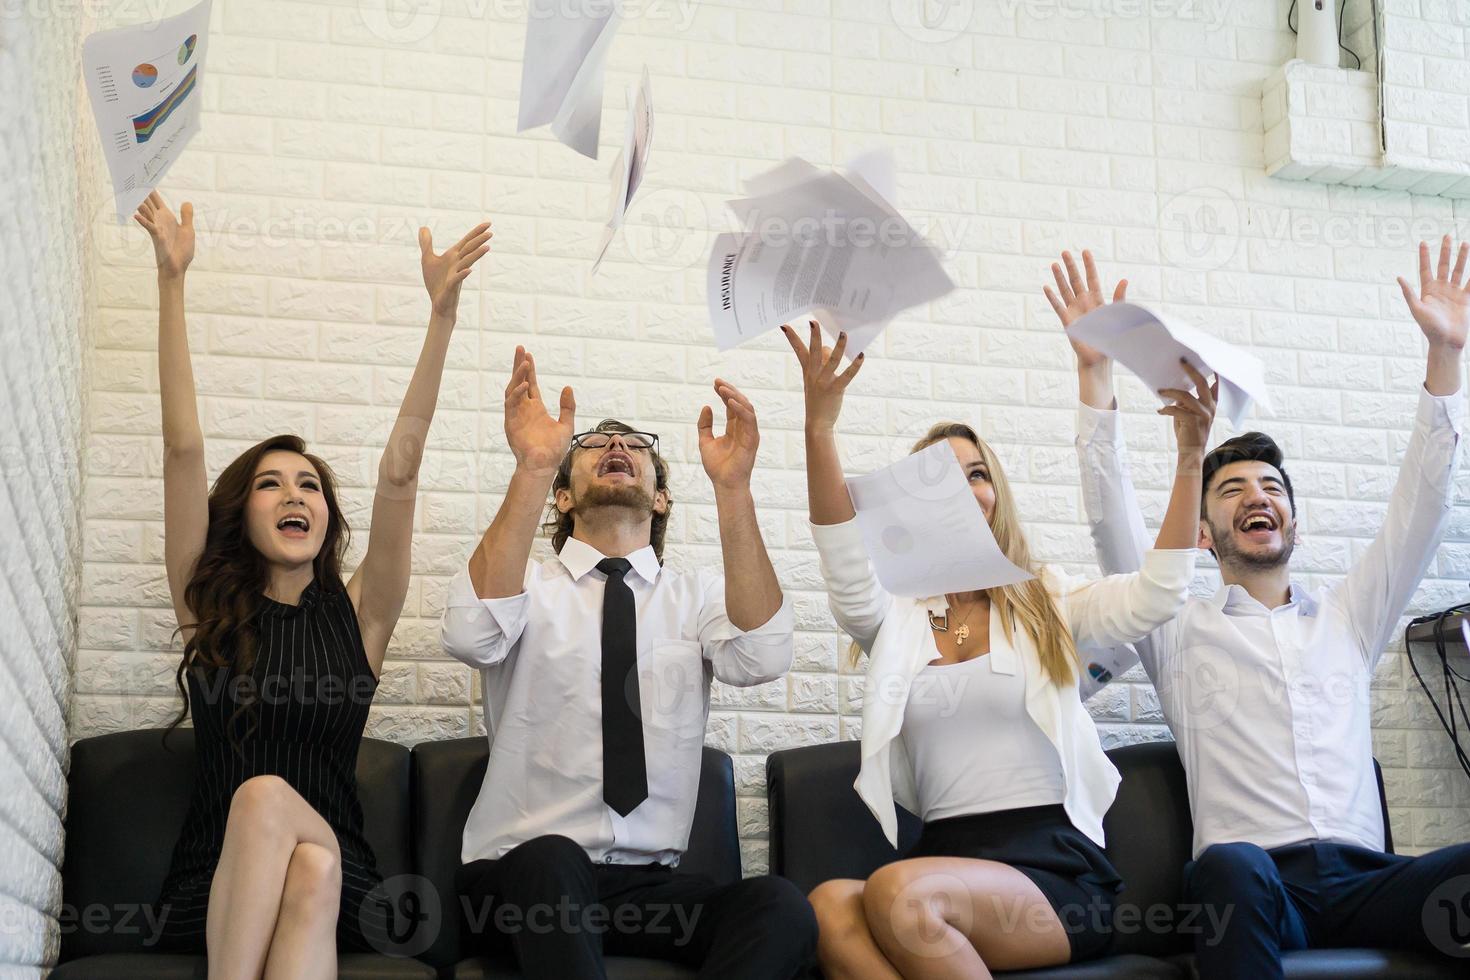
[456,834,817,980]
[1183,839,1470,979]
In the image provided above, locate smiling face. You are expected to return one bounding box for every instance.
[948,436,997,524]
[1200,459,1296,570]
[244,450,331,569]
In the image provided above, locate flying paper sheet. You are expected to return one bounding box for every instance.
[845,441,1033,599]
[592,68,653,274]
[1066,302,1272,428]
[83,0,213,222]
[707,155,954,357]
[518,0,621,159]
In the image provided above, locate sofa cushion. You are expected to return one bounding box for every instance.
[409,738,740,970]
[49,952,436,979]
[765,740,922,895]
[58,729,412,962]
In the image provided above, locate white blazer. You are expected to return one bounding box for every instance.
[810,518,1195,848]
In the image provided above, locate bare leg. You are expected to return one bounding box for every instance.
[809,879,904,980]
[205,775,341,980]
[863,857,1072,980]
[262,842,341,980]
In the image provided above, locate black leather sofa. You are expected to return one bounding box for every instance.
[411,737,742,979]
[767,739,1463,979]
[54,730,740,979]
[54,728,435,979]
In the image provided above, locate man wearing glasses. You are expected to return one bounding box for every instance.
[441,346,814,979]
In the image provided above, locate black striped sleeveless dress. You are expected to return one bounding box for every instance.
[152,579,390,953]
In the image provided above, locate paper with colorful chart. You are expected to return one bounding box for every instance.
[845,440,1033,600]
[592,68,654,275]
[83,0,212,222]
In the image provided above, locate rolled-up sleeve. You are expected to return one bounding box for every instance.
[809,518,893,654]
[1053,548,1196,650]
[697,575,794,687]
[440,563,534,668]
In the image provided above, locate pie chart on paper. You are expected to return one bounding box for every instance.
[132,63,158,86]
[177,34,197,64]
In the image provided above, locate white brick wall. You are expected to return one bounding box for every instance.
[77,0,1470,879]
[1,6,101,974]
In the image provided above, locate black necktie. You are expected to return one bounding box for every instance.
[597,557,648,816]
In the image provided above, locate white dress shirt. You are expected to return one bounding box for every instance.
[1076,389,1465,858]
[440,536,795,866]
[903,655,1067,822]
[811,517,1196,848]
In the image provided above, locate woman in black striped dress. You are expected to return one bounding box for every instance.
[134,192,490,976]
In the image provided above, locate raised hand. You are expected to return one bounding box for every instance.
[1044,249,1127,370]
[421,221,493,318]
[699,380,760,491]
[1157,359,1218,457]
[504,346,575,475]
[781,319,865,432]
[1398,236,1470,352]
[133,191,195,278]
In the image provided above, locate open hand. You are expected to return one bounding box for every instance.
[781,320,864,432]
[133,191,195,278]
[1398,236,1470,351]
[1157,360,1218,457]
[422,221,492,318]
[1044,249,1127,370]
[699,380,760,490]
[504,346,575,475]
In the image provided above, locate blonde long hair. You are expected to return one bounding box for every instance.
[845,422,1076,686]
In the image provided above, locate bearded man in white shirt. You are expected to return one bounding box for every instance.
[440,346,815,979]
[1049,243,1470,978]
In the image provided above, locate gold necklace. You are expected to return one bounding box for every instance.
[928,594,982,646]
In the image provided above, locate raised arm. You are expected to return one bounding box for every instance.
[782,320,890,649]
[467,347,576,599]
[348,221,492,673]
[698,380,783,632]
[134,193,205,635]
[1336,236,1470,660]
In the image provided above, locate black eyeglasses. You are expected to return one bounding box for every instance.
[571,431,659,453]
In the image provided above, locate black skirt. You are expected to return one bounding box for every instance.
[905,803,1122,963]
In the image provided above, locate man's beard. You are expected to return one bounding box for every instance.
[574,482,656,516]
[1209,516,1295,571]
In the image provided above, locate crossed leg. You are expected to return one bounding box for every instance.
[810,857,1072,980]
[205,775,343,980]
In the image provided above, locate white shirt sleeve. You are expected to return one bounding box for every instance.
[439,562,536,668]
[1048,550,1197,651]
[808,518,894,655]
[1336,386,1466,665]
[696,574,795,687]
[1075,402,1184,673]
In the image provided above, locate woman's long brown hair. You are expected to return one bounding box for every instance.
[164,434,349,749]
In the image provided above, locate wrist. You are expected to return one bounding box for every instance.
[157,270,186,288]
[804,420,837,439]
[712,480,754,502]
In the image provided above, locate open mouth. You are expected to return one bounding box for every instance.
[276,514,311,539]
[1237,511,1278,542]
[597,452,635,479]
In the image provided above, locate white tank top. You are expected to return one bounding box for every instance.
[901,653,1067,823]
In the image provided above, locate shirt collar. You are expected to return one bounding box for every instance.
[555,535,661,585]
[1211,580,1318,617]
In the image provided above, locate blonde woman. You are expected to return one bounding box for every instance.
[784,318,1214,979]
